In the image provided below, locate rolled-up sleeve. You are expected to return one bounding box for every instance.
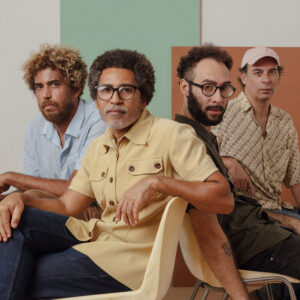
[169,124,218,181]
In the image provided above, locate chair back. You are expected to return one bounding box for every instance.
[139,197,188,299]
[179,213,223,287]
[57,197,187,300]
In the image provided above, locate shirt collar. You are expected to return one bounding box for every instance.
[239,91,282,118]
[65,98,86,138]
[174,114,217,146]
[238,91,252,113]
[102,109,154,149]
[42,98,85,139]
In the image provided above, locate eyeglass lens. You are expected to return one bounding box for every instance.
[96,85,136,101]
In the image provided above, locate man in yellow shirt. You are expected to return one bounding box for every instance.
[0,49,233,299]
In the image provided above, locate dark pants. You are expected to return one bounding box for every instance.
[0,207,130,300]
[241,235,300,299]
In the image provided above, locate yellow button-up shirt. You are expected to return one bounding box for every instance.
[67,109,217,289]
[213,92,300,210]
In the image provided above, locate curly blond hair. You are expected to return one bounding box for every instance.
[22,44,87,95]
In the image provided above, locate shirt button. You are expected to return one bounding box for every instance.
[109,200,115,206]
[113,216,116,222]
[109,177,113,183]
[101,172,105,177]
[129,165,135,172]
[154,163,161,169]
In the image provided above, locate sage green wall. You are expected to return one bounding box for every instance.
[61,0,200,118]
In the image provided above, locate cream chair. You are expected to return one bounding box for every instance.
[56,197,187,300]
[179,213,300,300]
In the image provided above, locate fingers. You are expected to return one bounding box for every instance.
[133,201,141,225]
[0,209,11,242]
[116,199,138,225]
[11,204,23,229]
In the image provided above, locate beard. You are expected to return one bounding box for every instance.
[187,90,226,126]
[103,104,142,130]
[40,99,76,124]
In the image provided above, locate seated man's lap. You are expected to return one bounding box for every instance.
[241,235,300,279]
[18,207,79,254]
[26,247,130,299]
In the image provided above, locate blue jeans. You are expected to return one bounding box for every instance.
[0,208,130,300]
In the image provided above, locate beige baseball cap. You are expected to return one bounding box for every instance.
[241,47,280,68]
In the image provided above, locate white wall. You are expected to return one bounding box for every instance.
[0,0,60,173]
[202,0,300,46]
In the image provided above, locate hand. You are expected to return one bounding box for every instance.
[0,173,10,194]
[223,157,254,195]
[0,192,24,242]
[116,176,158,225]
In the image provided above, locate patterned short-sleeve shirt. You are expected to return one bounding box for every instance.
[212,92,300,210]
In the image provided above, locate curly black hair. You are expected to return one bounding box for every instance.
[88,49,155,104]
[177,44,233,80]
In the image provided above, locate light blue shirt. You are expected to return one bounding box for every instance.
[23,99,106,180]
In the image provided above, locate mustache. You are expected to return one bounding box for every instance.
[41,100,58,109]
[104,105,128,114]
[205,105,225,112]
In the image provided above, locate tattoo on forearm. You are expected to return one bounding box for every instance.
[221,241,232,256]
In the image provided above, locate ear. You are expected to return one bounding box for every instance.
[240,72,247,86]
[73,88,82,101]
[141,98,147,110]
[179,78,190,97]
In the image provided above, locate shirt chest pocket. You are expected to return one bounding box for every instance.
[127,158,164,177]
[89,166,108,208]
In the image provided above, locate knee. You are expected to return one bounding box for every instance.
[18,207,43,232]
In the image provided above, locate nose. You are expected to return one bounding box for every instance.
[109,90,123,105]
[262,73,271,83]
[211,88,224,104]
[42,86,52,99]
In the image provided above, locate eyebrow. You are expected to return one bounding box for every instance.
[34,79,61,85]
[48,79,61,84]
[98,83,135,87]
[252,67,277,72]
[202,79,232,85]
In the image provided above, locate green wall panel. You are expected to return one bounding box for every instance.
[61,0,200,118]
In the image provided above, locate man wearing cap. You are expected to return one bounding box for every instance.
[212,47,300,235]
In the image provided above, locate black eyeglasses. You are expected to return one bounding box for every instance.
[185,79,236,98]
[95,84,140,101]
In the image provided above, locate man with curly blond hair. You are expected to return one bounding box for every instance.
[0,44,106,219]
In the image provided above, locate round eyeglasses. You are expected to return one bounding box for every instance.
[185,79,236,98]
[95,84,140,101]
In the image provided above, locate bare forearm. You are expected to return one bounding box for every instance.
[190,210,249,300]
[21,188,92,217]
[2,172,72,197]
[291,182,300,208]
[19,191,70,215]
[153,172,233,214]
